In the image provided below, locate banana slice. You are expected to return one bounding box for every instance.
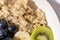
[13,31,31,40]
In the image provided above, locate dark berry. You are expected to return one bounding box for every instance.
[7,33,14,38]
[0,28,7,39]
[6,24,18,38]
[0,19,7,29]
[3,37,12,40]
[7,24,18,34]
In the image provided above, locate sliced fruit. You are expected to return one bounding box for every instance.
[31,26,54,40]
[13,31,31,40]
[36,35,48,40]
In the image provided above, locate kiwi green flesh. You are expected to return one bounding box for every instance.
[36,35,48,40]
[35,33,49,40]
[31,26,54,40]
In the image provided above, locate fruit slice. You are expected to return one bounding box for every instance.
[13,31,31,40]
[31,26,54,40]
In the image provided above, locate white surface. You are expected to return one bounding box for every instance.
[56,0,60,4]
[52,0,60,4]
[33,0,60,40]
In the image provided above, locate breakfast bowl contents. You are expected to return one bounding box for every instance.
[0,19,18,40]
[0,0,54,40]
[31,26,54,40]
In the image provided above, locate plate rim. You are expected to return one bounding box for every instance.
[33,0,60,40]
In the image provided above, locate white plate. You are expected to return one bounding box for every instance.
[33,0,60,40]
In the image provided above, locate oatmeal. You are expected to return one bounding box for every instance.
[0,0,48,40]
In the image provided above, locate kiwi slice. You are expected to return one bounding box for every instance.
[31,26,54,40]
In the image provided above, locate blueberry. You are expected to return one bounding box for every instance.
[7,33,14,38]
[0,28,7,39]
[7,24,18,34]
[0,19,7,29]
[3,37,12,40]
[7,24,18,38]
